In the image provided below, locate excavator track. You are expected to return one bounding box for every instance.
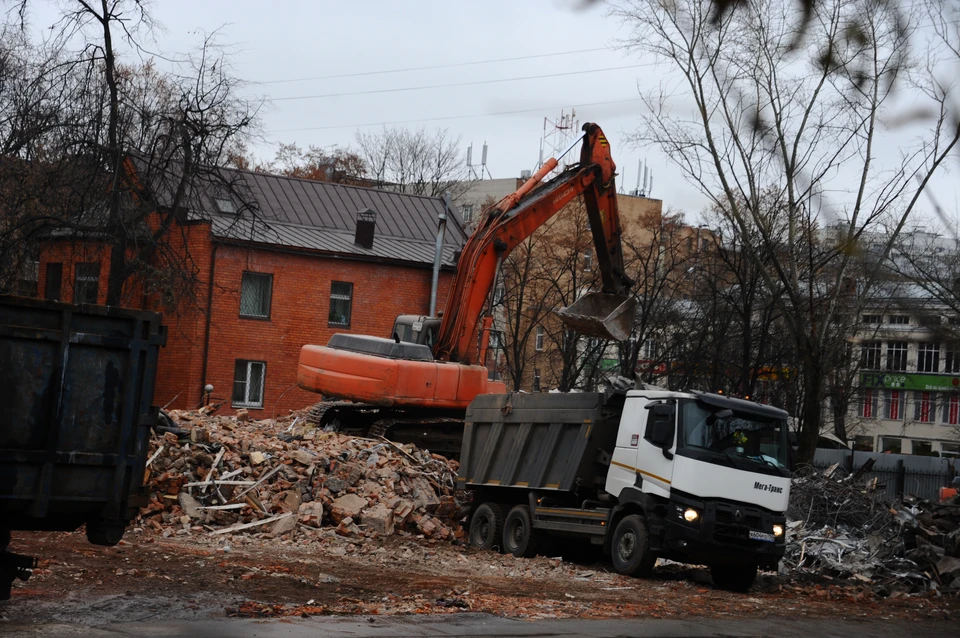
[305,401,466,458]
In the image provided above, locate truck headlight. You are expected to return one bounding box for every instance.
[683,508,699,523]
[773,523,784,538]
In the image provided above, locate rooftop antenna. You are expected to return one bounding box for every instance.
[642,162,649,197]
[634,159,642,196]
[481,141,492,180]
[466,143,480,180]
[538,108,580,177]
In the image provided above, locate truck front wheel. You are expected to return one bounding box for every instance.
[710,563,757,592]
[610,514,656,577]
[503,505,538,558]
[469,503,504,552]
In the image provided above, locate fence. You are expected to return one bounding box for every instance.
[811,449,957,501]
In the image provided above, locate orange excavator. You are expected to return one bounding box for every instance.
[297,123,636,450]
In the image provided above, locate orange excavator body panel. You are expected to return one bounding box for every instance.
[298,344,506,409]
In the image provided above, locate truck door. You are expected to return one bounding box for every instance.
[634,400,677,499]
[605,396,647,498]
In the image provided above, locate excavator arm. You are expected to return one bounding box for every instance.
[434,123,634,365]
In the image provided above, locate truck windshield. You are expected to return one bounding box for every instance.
[679,400,789,474]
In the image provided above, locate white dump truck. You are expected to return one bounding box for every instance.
[458,389,791,591]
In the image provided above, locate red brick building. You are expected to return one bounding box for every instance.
[37,167,467,416]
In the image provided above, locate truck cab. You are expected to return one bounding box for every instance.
[459,389,790,592]
[606,390,789,586]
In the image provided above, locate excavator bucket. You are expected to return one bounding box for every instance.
[555,293,637,342]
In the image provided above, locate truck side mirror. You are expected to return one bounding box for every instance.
[644,403,676,453]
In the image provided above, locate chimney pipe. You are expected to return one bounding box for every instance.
[355,209,376,249]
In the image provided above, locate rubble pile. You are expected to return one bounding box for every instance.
[138,408,464,543]
[785,464,960,595]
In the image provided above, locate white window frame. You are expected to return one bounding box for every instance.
[535,325,544,351]
[946,348,960,373]
[918,342,940,373]
[913,391,936,423]
[943,394,960,425]
[886,341,908,372]
[859,389,878,419]
[861,341,882,370]
[329,281,353,327]
[884,389,904,420]
[233,360,265,408]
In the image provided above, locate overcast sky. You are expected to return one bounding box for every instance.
[16,0,960,226]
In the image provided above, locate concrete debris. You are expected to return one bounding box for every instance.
[786,465,960,595]
[138,408,463,543]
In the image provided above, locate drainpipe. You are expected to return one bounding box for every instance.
[200,242,219,405]
[429,193,450,317]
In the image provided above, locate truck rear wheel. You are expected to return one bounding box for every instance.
[710,563,757,592]
[469,503,504,552]
[610,514,655,577]
[503,505,538,558]
[86,520,126,547]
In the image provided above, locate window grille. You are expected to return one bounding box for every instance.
[74,262,100,304]
[240,272,273,318]
[329,281,353,326]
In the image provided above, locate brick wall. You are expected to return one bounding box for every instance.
[173,242,455,417]
[38,222,457,418]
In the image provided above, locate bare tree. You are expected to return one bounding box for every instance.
[611,0,960,463]
[3,1,261,311]
[617,207,697,383]
[355,126,468,200]
[497,231,561,391]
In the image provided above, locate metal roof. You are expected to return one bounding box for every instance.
[196,170,466,267]
[127,156,468,267]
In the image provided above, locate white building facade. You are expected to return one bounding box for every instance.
[851,309,960,458]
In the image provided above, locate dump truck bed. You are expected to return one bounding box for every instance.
[0,295,166,535]
[457,392,622,492]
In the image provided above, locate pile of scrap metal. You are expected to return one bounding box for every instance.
[784,463,960,595]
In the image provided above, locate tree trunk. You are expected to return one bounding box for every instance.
[796,361,824,465]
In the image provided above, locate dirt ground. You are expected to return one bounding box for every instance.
[3,528,958,625]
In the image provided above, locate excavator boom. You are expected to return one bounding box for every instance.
[434,122,634,364]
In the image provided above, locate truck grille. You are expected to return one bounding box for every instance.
[713,504,764,544]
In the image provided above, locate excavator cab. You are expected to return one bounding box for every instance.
[392,315,441,351]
